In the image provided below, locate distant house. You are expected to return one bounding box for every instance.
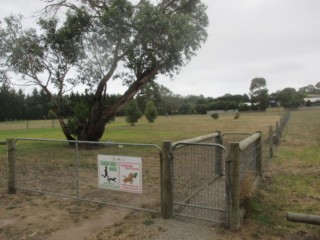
[304,95,320,103]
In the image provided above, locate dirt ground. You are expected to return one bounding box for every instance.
[0,191,127,240]
[0,188,284,240]
[0,190,222,240]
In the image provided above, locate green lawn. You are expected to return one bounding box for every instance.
[0,112,284,145]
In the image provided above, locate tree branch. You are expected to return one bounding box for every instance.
[102,66,160,122]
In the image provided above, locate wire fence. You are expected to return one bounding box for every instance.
[0,119,60,131]
[14,138,161,213]
[0,140,7,193]
[2,110,290,228]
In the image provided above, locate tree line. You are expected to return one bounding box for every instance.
[1,79,318,122]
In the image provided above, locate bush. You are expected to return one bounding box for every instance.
[211,113,219,119]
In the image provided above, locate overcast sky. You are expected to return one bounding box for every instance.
[1,0,320,98]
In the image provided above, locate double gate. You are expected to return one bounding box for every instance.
[172,142,228,224]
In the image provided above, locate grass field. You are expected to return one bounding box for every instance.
[0,111,284,144]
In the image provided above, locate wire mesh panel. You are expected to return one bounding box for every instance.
[15,139,78,197]
[239,142,258,178]
[0,141,7,193]
[172,143,228,224]
[14,138,161,213]
[239,141,259,201]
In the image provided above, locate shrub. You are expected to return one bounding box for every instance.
[211,113,219,119]
[234,112,240,119]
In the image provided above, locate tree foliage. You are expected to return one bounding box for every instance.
[277,88,304,108]
[0,0,208,141]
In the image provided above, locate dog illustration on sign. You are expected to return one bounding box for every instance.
[101,166,117,183]
[122,172,138,184]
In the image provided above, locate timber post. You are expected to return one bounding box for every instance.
[215,131,223,177]
[256,131,263,177]
[7,138,16,194]
[287,212,320,225]
[228,142,240,229]
[269,125,274,158]
[161,141,174,219]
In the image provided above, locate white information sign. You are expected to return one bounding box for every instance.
[98,155,142,194]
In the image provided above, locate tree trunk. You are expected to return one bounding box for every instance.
[52,106,75,141]
[77,97,106,141]
[58,118,76,141]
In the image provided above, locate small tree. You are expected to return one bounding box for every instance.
[145,100,158,123]
[47,110,57,119]
[126,100,142,126]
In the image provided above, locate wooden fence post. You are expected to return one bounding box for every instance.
[275,122,280,145]
[215,131,223,177]
[7,138,16,194]
[255,132,262,177]
[228,142,240,229]
[268,125,274,158]
[161,141,174,219]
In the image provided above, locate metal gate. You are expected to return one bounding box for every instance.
[172,142,228,225]
[10,138,162,213]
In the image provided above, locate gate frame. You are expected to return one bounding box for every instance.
[162,140,229,225]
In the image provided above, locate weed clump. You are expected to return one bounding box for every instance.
[240,172,258,211]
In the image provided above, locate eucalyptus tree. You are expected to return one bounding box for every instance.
[0,0,208,141]
[249,77,268,111]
